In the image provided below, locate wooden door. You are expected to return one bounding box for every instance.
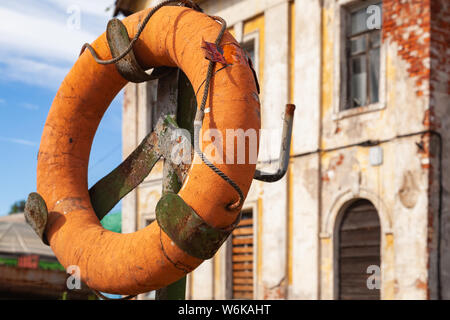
[338,199,381,300]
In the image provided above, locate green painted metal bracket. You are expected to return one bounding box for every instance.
[24,115,181,244]
[89,113,192,222]
[156,193,232,260]
[89,131,161,221]
[106,17,174,83]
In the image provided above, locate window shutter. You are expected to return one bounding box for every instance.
[231,211,254,299]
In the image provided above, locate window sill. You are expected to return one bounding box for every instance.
[332,102,386,121]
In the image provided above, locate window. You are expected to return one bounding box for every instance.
[336,199,381,300]
[241,31,259,77]
[344,2,382,110]
[242,39,256,66]
[228,210,254,300]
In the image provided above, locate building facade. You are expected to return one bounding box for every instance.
[0,214,93,299]
[115,0,450,299]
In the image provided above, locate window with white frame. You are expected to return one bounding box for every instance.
[342,2,382,110]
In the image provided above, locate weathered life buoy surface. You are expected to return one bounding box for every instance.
[37,6,260,295]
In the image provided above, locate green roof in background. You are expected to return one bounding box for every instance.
[100,211,122,233]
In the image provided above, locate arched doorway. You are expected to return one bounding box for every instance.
[336,199,381,300]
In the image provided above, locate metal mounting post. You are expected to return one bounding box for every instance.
[154,69,188,301]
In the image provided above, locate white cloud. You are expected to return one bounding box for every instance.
[0,57,69,90]
[0,136,37,147]
[46,0,115,18]
[0,98,5,104]
[0,7,98,64]
[0,0,115,89]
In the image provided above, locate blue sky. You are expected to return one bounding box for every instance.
[0,0,124,215]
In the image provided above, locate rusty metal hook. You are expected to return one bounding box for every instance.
[254,104,296,183]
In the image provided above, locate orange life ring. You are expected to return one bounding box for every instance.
[37,6,260,295]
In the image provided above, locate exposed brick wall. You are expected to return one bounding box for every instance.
[383,0,449,299]
[382,0,432,98]
[383,0,448,126]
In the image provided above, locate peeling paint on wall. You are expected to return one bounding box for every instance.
[383,0,431,97]
[398,171,420,209]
